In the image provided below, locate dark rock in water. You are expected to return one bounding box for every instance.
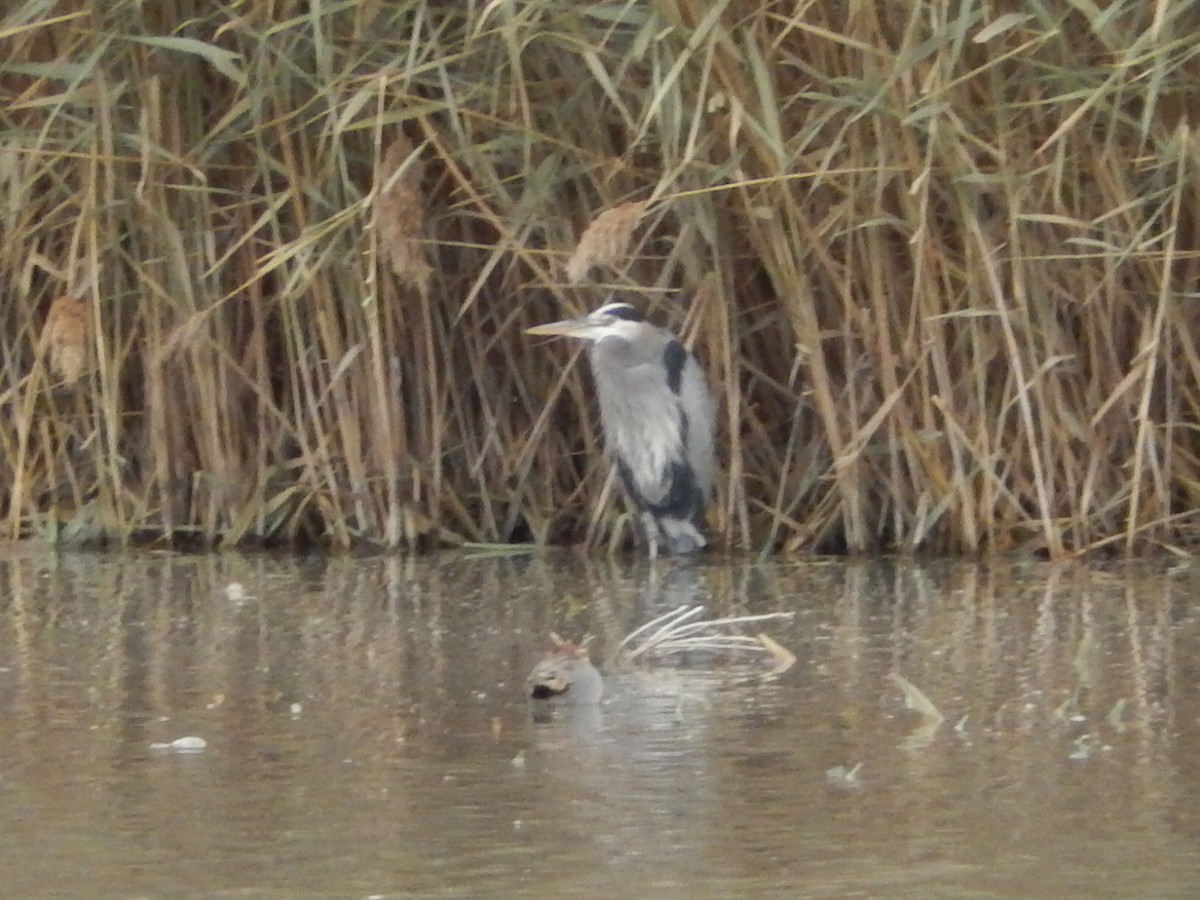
[527,635,603,706]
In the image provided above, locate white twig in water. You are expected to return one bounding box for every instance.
[618,604,796,677]
[617,605,706,658]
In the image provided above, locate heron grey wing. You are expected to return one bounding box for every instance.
[587,337,684,507]
[678,353,716,500]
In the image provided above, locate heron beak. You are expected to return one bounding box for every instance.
[523,316,595,338]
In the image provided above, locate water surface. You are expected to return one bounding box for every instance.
[0,549,1197,897]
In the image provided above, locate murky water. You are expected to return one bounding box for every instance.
[1,549,1198,898]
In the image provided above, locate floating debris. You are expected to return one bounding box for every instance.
[1069,734,1098,761]
[527,634,603,705]
[825,762,863,789]
[1106,698,1127,733]
[224,582,250,603]
[150,736,207,753]
[887,672,945,724]
[616,604,796,681]
[888,673,945,750]
[899,717,944,752]
[756,633,797,679]
[1053,696,1076,722]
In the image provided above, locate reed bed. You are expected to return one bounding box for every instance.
[1,1,1199,555]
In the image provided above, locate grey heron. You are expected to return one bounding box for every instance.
[526,300,716,557]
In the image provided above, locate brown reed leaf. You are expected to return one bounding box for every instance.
[566,199,651,284]
[374,134,431,297]
[42,294,89,384]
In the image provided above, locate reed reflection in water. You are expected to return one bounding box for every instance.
[0,549,1197,897]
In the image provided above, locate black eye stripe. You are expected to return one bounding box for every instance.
[600,303,644,322]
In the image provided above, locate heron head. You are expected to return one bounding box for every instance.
[524,301,646,342]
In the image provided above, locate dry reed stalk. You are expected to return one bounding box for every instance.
[374,134,431,298]
[41,294,89,385]
[1,2,1198,553]
[566,200,651,284]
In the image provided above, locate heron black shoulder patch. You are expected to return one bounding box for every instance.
[657,459,701,520]
[663,340,687,394]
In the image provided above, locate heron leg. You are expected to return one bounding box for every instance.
[642,512,659,562]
